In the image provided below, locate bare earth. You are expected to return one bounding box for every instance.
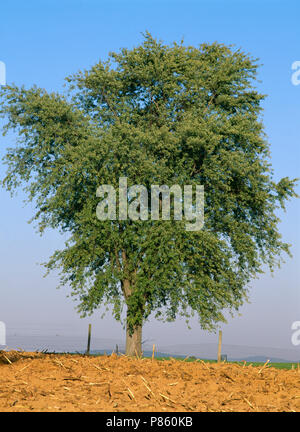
[0,351,299,412]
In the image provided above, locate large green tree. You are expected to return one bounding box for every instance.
[0,34,297,355]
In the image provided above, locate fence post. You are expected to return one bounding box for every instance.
[217,330,222,363]
[86,324,92,355]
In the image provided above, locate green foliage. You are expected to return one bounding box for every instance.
[0,33,298,333]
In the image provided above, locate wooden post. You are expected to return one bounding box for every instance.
[217,330,222,363]
[152,344,155,361]
[116,344,119,355]
[86,324,92,355]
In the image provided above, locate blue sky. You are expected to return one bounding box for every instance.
[0,0,299,351]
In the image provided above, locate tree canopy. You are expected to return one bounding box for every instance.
[0,33,297,355]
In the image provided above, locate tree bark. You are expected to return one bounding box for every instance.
[120,253,143,356]
[126,321,142,356]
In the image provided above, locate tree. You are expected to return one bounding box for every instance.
[0,33,297,355]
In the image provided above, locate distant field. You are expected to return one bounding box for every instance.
[3,348,297,370]
[43,351,299,370]
[155,356,298,370]
[31,350,300,370]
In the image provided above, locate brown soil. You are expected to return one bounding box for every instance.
[0,351,299,412]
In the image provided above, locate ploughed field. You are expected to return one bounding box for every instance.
[0,351,299,412]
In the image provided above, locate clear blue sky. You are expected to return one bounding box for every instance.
[0,0,299,350]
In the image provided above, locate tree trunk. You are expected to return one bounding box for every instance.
[122,273,143,356]
[125,321,142,356]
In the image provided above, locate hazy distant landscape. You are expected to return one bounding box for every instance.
[2,334,299,363]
